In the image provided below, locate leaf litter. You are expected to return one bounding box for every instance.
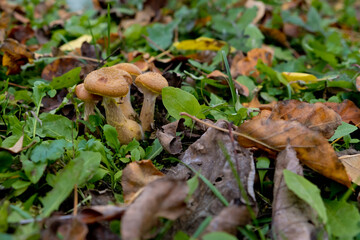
[1,0,360,239]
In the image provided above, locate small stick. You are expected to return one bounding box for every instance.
[73,184,78,216]
[180,112,280,152]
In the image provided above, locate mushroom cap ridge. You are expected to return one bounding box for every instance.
[84,67,130,98]
[135,72,168,94]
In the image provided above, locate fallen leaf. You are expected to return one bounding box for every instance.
[272,145,323,240]
[79,205,127,224]
[259,25,290,47]
[156,119,185,154]
[339,154,360,185]
[245,0,265,24]
[59,35,92,52]
[173,37,236,52]
[207,70,250,97]
[237,118,351,186]
[8,24,35,44]
[203,205,251,236]
[121,178,188,240]
[41,58,81,81]
[323,100,360,126]
[120,5,155,29]
[0,38,34,75]
[167,120,256,236]
[270,100,342,139]
[121,160,164,204]
[42,217,88,240]
[281,72,318,91]
[283,23,303,38]
[231,48,273,78]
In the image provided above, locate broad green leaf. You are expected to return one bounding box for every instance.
[329,122,358,141]
[306,7,323,33]
[162,87,205,126]
[37,113,76,141]
[283,170,327,223]
[202,232,237,240]
[147,22,176,50]
[32,81,52,108]
[144,139,163,160]
[30,139,70,163]
[40,151,101,217]
[256,157,270,191]
[103,124,120,150]
[50,67,81,89]
[325,200,360,238]
[22,157,47,184]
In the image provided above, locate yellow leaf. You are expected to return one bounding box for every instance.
[281,72,318,91]
[173,37,235,52]
[59,35,92,51]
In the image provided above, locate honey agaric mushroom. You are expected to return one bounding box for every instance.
[111,63,142,120]
[135,72,168,132]
[84,67,143,144]
[75,83,101,121]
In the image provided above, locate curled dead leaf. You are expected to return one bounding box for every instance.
[259,25,290,47]
[237,118,351,186]
[0,38,34,75]
[79,205,127,224]
[121,160,164,204]
[41,58,81,81]
[121,178,188,240]
[156,119,184,154]
[270,100,342,139]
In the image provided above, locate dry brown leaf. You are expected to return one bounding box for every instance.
[259,25,290,47]
[156,119,184,154]
[79,205,127,224]
[167,120,257,236]
[41,58,81,81]
[42,217,88,240]
[270,100,342,139]
[121,160,164,204]
[272,145,322,240]
[237,118,351,186]
[121,178,188,240]
[0,38,34,75]
[231,48,273,78]
[324,100,360,126]
[8,24,34,44]
[120,6,155,29]
[203,205,252,236]
[339,154,360,185]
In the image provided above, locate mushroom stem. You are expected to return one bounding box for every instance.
[119,91,137,120]
[83,102,95,121]
[139,88,158,132]
[103,97,143,144]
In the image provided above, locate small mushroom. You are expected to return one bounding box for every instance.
[75,83,102,121]
[111,63,142,120]
[84,67,143,144]
[135,72,168,132]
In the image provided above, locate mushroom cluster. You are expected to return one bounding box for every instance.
[75,63,168,145]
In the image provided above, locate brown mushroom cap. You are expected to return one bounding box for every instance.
[135,72,168,94]
[84,67,130,98]
[75,83,102,101]
[111,63,142,80]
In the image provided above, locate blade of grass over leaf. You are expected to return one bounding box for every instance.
[221,50,237,105]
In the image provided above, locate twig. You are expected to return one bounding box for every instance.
[180,112,280,152]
